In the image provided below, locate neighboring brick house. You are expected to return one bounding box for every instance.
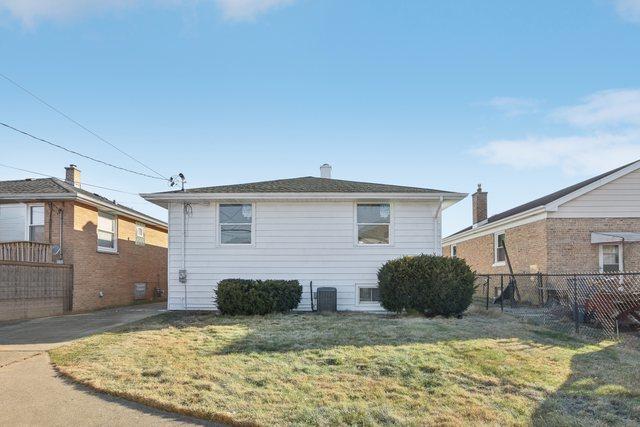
[443,160,640,274]
[0,164,168,312]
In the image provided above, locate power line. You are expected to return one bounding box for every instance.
[0,72,168,180]
[1,122,166,181]
[0,162,141,195]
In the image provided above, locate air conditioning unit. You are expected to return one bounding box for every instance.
[316,287,337,313]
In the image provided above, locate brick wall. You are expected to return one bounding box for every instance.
[67,202,167,312]
[546,217,640,273]
[443,219,547,274]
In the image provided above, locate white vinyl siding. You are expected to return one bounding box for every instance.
[551,168,640,218]
[166,200,440,311]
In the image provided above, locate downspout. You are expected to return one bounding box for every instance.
[59,206,64,262]
[434,196,443,255]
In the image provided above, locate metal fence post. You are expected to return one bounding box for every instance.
[486,276,490,310]
[500,275,504,312]
[573,275,579,333]
[537,272,543,305]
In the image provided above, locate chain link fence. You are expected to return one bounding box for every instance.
[473,272,640,342]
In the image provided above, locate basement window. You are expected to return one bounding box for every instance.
[357,285,381,304]
[220,204,253,245]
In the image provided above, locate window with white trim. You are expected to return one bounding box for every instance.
[97,212,117,252]
[358,285,381,304]
[600,244,622,272]
[135,223,145,246]
[219,204,252,245]
[451,244,457,258]
[357,203,390,245]
[28,205,45,242]
[494,232,506,264]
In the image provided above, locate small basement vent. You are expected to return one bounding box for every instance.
[316,287,337,313]
[134,283,147,300]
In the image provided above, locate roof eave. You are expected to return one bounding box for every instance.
[141,191,467,204]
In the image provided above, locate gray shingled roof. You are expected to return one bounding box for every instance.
[0,177,165,226]
[446,160,638,239]
[0,178,71,194]
[161,176,455,194]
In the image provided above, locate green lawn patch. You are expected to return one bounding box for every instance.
[49,312,640,426]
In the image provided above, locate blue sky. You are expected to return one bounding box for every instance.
[1,0,640,235]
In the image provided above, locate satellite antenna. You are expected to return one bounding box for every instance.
[169,173,186,191]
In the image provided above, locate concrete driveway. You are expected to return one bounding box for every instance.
[0,303,216,426]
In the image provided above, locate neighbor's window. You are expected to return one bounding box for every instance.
[28,205,45,242]
[451,244,458,258]
[601,244,622,272]
[97,212,117,252]
[358,286,381,304]
[220,204,252,245]
[494,232,506,264]
[357,203,390,245]
[135,223,145,246]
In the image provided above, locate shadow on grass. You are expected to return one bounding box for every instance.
[531,344,640,425]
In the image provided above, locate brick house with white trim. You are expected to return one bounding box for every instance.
[0,165,168,312]
[442,160,640,274]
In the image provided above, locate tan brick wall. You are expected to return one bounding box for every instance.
[443,219,547,274]
[546,217,640,273]
[65,202,168,312]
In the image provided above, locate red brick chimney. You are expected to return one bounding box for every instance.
[472,183,487,224]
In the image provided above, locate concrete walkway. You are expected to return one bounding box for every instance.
[0,303,215,426]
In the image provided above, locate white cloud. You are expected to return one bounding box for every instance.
[612,0,640,23]
[552,89,640,128]
[472,132,640,175]
[484,97,541,116]
[215,0,295,21]
[0,0,295,27]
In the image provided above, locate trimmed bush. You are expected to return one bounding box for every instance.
[215,279,302,315]
[377,255,475,316]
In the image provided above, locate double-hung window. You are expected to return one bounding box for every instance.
[357,203,390,245]
[219,204,253,245]
[451,244,458,258]
[135,223,145,246]
[494,232,506,264]
[28,205,45,242]
[600,244,622,272]
[97,212,117,252]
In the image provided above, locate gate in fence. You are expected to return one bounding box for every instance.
[0,261,73,321]
[474,272,640,341]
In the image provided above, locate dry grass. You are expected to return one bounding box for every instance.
[49,312,640,426]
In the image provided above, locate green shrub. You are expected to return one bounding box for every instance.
[377,255,475,316]
[215,279,302,315]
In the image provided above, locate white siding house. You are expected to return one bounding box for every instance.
[143,166,465,311]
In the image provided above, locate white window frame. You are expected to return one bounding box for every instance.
[451,244,457,258]
[97,211,118,253]
[356,284,382,307]
[354,202,393,247]
[217,203,255,246]
[26,203,45,242]
[135,223,145,246]
[599,243,623,273]
[493,231,506,266]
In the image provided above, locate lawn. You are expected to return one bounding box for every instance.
[49,311,640,426]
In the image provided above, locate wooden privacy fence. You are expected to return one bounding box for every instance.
[0,261,73,321]
[0,241,53,263]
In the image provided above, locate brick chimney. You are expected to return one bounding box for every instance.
[472,183,487,224]
[65,164,81,188]
[320,163,332,179]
